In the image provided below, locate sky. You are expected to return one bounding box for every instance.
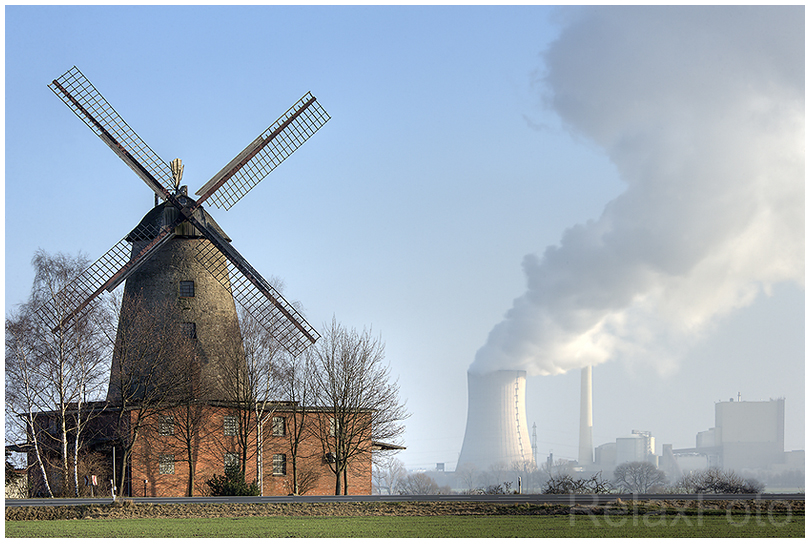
[4,5,805,471]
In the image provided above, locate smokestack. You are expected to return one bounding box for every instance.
[457,370,531,471]
[578,366,594,465]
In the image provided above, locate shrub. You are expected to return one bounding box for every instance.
[396,473,441,495]
[206,465,260,496]
[674,468,764,494]
[543,472,612,494]
[613,462,668,493]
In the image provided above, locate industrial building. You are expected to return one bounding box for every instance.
[456,370,532,471]
[453,359,802,492]
[672,397,794,473]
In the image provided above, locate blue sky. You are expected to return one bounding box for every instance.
[5,5,804,471]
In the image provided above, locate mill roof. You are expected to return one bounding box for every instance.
[126,195,231,242]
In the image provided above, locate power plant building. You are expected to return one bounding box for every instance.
[457,370,532,471]
[615,430,656,466]
[680,397,786,472]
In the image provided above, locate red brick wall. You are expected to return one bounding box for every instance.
[129,405,372,497]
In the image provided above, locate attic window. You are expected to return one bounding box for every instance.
[179,281,195,298]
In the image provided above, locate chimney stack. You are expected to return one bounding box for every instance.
[578,366,594,465]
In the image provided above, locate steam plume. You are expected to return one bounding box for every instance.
[471,7,804,376]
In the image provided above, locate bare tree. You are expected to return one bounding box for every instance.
[673,467,764,494]
[276,352,318,495]
[153,349,212,497]
[308,318,409,495]
[373,455,407,495]
[613,461,668,493]
[542,471,612,494]
[6,309,55,497]
[216,307,285,492]
[454,463,480,493]
[396,472,441,495]
[103,291,196,496]
[5,250,110,497]
[239,308,284,494]
[483,461,509,490]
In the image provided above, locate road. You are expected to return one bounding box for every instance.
[5,493,803,508]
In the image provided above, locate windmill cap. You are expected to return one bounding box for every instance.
[126,200,232,242]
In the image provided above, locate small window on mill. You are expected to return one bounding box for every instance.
[181,322,197,339]
[179,281,195,298]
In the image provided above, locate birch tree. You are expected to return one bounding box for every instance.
[5,250,109,497]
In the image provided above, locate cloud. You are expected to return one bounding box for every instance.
[471,6,804,376]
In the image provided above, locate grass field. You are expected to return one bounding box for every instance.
[6,513,804,538]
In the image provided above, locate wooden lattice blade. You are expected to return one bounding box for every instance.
[49,66,174,200]
[195,92,330,210]
[189,230,319,357]
[34,223,175,333]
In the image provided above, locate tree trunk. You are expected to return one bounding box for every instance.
[61,417,70,497]
[118,427,139,497]
[186,455,195,497]
[256,415,263,496]
[29,415,54,498]
[291,459,298,495]
[73,411,81,497]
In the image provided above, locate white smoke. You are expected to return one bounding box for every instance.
[471,6,804,377]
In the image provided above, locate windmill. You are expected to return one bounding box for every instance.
[38,66,330,402]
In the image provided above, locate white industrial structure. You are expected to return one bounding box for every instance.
[578,366,594,465]
[616,430,656,466]
[457,370,532,471]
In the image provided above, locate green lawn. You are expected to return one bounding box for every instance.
[6,514,804,538]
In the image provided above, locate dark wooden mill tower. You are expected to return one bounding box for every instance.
[37,66,330,403]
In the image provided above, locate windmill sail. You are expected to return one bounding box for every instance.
[196,92,330,210]
[189,225,319,357]
[35,222,175,332]
[49,66,175,199]
[42,66,326,355]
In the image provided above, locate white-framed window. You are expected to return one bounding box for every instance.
[272,454,286,476]
[158,415,174,436]
[159,454,175,475]
[272,416,286,437]
[224,415,238,436]
[179,280,195,298]
[329,417,340,438]
[224,452,239,470]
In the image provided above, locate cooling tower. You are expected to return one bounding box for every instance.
[457,370,532,471]
[578,366,594,465]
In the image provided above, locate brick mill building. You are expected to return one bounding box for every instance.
[21,400,389,497]
[130,403,375,497]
